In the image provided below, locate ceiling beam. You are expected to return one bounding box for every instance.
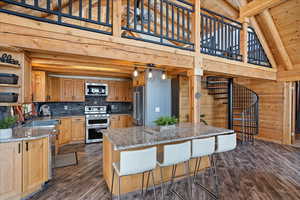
[260,10,293,71]
[240,0,286,19]
[239,0,278,69]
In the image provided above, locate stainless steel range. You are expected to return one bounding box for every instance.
[85,106,110,143]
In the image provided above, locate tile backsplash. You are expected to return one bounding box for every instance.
[36,96,132,116]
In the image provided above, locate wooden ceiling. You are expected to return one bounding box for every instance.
[203,0,300,80]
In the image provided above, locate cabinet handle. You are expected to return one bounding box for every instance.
[26,142,29,151]
[18,143,21,154]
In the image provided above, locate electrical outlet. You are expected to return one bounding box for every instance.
[155,107,160,113]
[64,106,68,110]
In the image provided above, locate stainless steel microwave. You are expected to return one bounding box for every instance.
[85,83,108,96]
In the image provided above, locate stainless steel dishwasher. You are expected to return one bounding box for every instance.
[49,127,59,180]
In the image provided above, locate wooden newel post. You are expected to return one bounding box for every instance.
[241,18,249,63]
[113,0,122,37]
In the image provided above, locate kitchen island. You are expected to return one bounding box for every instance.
[102,123,234,195]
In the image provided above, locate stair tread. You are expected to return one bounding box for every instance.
[233,118,257,121]
[208,92,228,95]
[207,81,228,84]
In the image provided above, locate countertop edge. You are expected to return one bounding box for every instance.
[0,134,51,143]
[110,130,235,151]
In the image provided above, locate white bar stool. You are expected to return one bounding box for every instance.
[110,147,157,200]
[191,137,216,199]
[157,141,192,200]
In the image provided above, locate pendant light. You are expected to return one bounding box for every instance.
[148,69,153,79]
[133,67,138,77]
[161,71,166,80]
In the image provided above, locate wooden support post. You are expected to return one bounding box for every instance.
[241,18,249,63]
[283,82,293,145]
[192,0,201,54]
[188,72,202,124]
[189,0,202,124]
[113,0,122,37]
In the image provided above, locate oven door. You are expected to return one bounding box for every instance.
[86,117,109,127]
[86,126,106,143]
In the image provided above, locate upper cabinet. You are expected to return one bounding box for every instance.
[32,71,47,102]
[0,50,32,105]
[60,78,85,102]
[133,71,145,87]
[107,80,132,102]
[32,74,85,102]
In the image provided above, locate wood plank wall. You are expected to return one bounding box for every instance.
[178,75,227,127]
[235,78,286,144]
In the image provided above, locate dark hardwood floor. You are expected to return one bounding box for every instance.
[30,140,300,200]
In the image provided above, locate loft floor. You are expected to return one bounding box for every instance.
[30,141,300,200]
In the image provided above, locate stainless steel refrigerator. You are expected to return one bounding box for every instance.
[133,86,145,126]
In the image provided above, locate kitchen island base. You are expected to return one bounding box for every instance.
[103,136,210,195]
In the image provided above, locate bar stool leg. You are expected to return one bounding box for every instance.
[151,170,158,200]
[186,160,192,200]
[111,169,115,200]
[160,167,165,200]
[212,154,219,199]
[118,176,121,200]
[145,171,151,193]
[141,172,145,197]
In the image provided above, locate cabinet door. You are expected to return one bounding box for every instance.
[58,118,72,145]
[32,71,46,102]
[110,115,120,128]
[107,81,116,102]
[0,142,22,200]
[126,115,133,127]
[119,115,128,128]
[48,77,61,102]
[71,117,86,141]
[128,81,133,102]
[23,138,48,194]
[73,79,85,102]
[61,79,74,102]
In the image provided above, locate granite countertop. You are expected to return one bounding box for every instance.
[103,123,234,151]
[0,126,57,143]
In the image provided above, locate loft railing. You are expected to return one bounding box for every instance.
[0,1,272,68]
[200,8,242,61]
[122,0,195,51]
[0,0,113,35]
[248,27,271,68]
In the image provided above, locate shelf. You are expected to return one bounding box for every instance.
[0,62,20,68]
[0,84,20,88]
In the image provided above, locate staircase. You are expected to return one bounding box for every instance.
[206,76,259,143]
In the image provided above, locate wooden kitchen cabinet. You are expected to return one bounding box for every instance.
[73,79,85,101]
[22,138,49,196]
[110,114,133,128]
[47,77,61,102]
[133,71,145,87]
[22,56,32,103]
[107,80,132,102]
[58,118,72,145]
[0,142,22,200]
[71,116,86,142]
[60,78,85,102]
[32,71,47,102]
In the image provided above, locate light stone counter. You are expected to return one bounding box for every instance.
[103,123,234,151]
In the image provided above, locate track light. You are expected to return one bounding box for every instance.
[148,69,153,79]
[161,71,166,80]
[133,67,138,77]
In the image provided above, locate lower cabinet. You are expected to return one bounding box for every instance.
[58,116,86,145]
[22,138,49,195]
[0,137,49,200]
[58,118,72,145]
[110,114,133,128]
[0,142,22,200]
[71,117,86,142]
